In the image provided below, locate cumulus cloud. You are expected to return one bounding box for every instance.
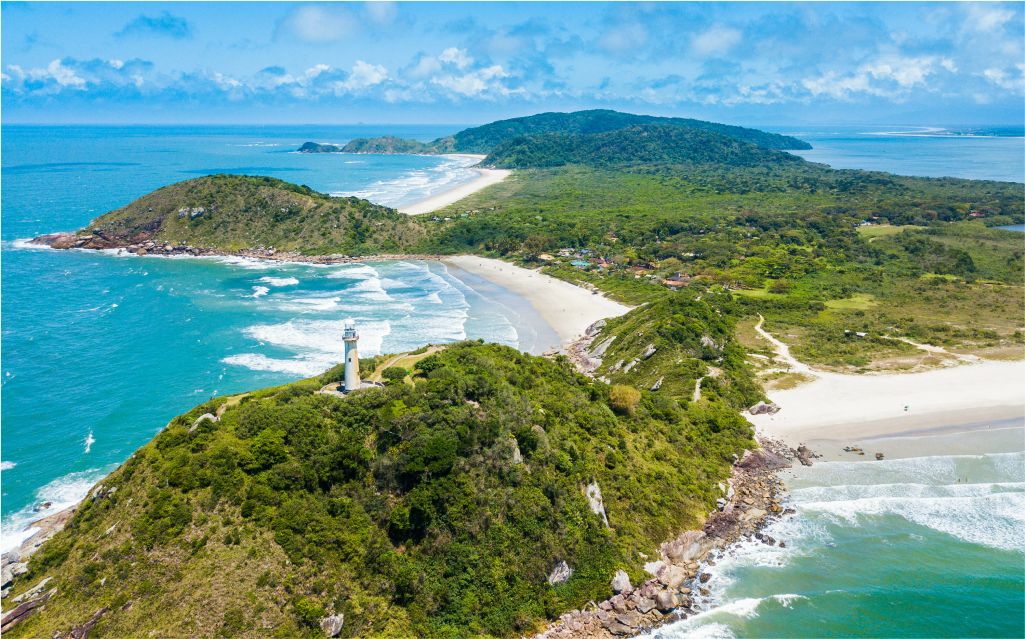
[115,11,191,40]
[439,47,473,70]
[337,61,388,91]
[276,4,359,43]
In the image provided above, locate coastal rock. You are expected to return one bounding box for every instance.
[657,565,686,589]
[737,450,791,471]
[547,561,573,586]
[739,507,766,522]
[748,401,781,415]
[0,588,56,633]
[654,591,678,612]
[616,611,642,628]
[875,453,884,460]
[320,614,345,637]
[650,376,664,391]
[11,577,51,604]
[641,344,657,359]
[699,573,711,584]
[606,621,633,636]
[660,530,710,565]
[611,570,632,594]
[0,566,12,590]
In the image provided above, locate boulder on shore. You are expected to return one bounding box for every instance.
[748,401,781,415]
[611,569,632,594]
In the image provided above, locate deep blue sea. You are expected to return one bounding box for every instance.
[2,125,1022,637]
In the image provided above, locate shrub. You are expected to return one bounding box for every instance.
[609,385,641,415]
[414,354,442,374]
[381,366,408,381]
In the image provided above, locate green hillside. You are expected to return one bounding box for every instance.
[448,109,811,153]
[80,174,426,255]
[292,109,810,156]
[3,341,753,638]
[479,124,805,169]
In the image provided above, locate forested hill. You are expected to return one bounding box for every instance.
[480,124,806,169]
[3,340,755,638]
[64,174,426,255]
[448,109,811,153]
[295,109,810,156]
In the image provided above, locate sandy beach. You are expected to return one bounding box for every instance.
[747,315,1025,453]
[442,255,633,346]
[398,155,511,215]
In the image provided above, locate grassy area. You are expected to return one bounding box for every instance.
[858,224,922,240]
[823,293,878,310]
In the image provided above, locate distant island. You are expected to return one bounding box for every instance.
[295,108,812,156]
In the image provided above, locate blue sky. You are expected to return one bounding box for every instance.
[2,1,1023,125]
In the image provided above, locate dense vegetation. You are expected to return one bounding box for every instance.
[445,110,811,153]
[6,342,753,638]
[82,174,427,255]
[480,124,805,169]
[297,109,810,157]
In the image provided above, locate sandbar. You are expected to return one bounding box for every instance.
[398,154,511,215]
[442,255,633,346]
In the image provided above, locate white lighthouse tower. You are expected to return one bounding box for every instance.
[342,319,360,393]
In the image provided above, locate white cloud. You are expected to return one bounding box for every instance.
[337,61,387,92]
[941,58,958,73]
[108,60,124,70]
[691,25,742,57]
[277,5,358,43]
[439,48,473,70]
[965,5,1015,33]
[431,64,509,97]
[862,57,935,88]
[363,1,398,25]
[404,55,442,80]
[981,65,1025,92]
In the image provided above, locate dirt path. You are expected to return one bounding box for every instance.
[368,345,446,383]
[753,315,818,376]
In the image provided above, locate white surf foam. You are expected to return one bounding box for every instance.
[325,264,379,279]
[0,461,16,471]
[220,353,328,378]
[258,276,299,287]
[84,430,95,453]
[0,466,114,555]
[251,286,270,298]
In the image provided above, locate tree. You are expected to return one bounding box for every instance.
[381,366,408,382]
[609,385,641,415]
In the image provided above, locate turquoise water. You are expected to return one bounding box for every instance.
[998,225,1025,232]
[0,125,550,551]
[650,447,1025,638]
[2,125,1023,634]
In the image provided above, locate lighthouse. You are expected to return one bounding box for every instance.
[342,318,360,393]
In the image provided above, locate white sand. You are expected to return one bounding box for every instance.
[398,155,511,215]
[443,256,633,345]
[747,315,1025,445]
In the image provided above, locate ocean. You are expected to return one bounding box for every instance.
[2,125,1023,636]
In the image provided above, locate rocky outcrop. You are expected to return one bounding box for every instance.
[189,413,218,433]
[747,401,781,415]
[320,613,345,637]
[583,482,610,528]
[1,586,57,633]
[610,570,632,594]
[548,561,573,586]
[69,606,109,639]
[1,506,76,599]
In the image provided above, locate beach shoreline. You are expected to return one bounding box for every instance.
[398,154,511,215]
[748,313,1025,454]
[442,255,633,346]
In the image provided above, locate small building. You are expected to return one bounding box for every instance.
[570,260,590,269]
[537,253,554,262]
